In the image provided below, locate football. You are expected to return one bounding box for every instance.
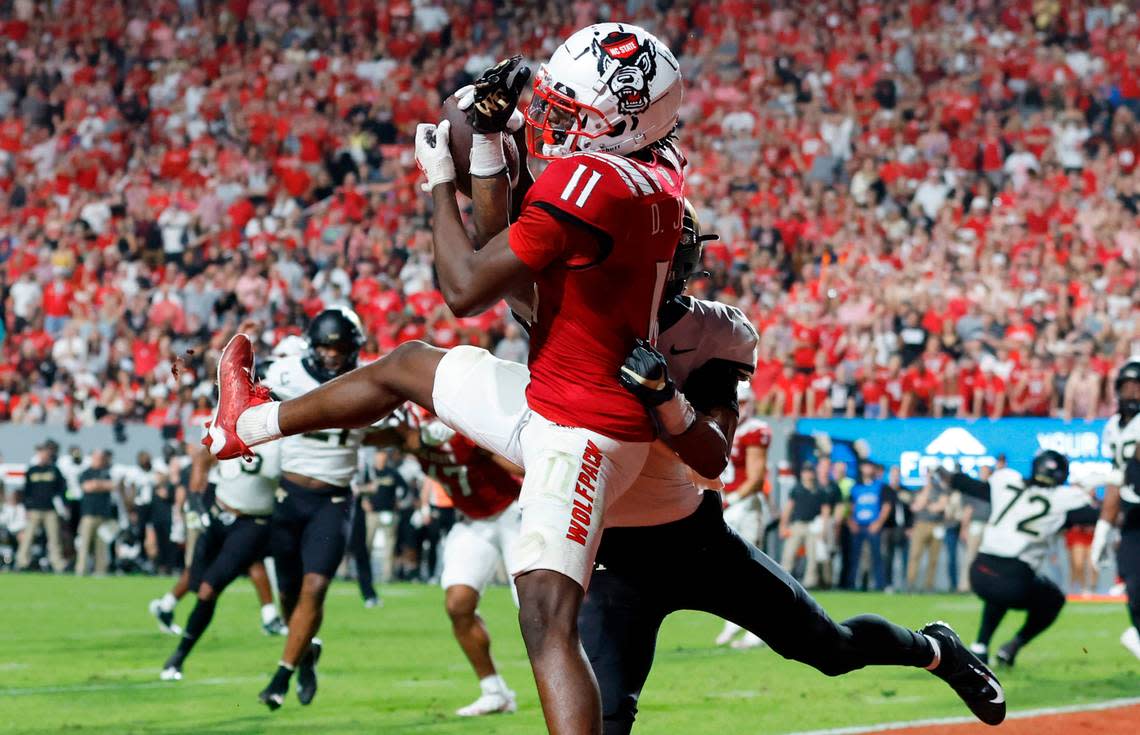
[442,93,521,198]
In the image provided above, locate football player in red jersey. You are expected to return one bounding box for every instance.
[204,25,685,732]
[396,409,524,717]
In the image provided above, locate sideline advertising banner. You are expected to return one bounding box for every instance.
[794,418,1110,488]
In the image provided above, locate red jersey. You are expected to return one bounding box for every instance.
[1016,369,1052,417]
[723,417,771,494]
[413,422,520,520]
[508,150,684,442]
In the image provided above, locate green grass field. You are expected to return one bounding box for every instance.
[1,576,1137,734]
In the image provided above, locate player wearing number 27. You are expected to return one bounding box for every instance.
[938,451,1098,667]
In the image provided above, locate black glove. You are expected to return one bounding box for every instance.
[618,339,676,408]
[468,55,531,133]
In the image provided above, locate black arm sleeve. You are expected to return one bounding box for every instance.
[949,472,991,502]
[1063,506,1100,528]
[681,358,753,415]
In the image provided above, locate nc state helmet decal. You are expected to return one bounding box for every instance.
[592,29,657,115]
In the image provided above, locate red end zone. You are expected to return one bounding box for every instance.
[790,698,1140,735]
[877,703,1140,735]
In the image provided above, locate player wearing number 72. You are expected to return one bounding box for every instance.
[936,451,1099,667]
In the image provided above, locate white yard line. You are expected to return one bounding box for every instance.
[786,696,1140,735]
[0,675,261,697]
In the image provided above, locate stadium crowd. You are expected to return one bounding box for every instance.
[1,0,1139,438]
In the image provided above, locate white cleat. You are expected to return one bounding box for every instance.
[731,632,767,650]
[1122,627,1140,661]
[456,690,518,717]
[1109,581,1127,596]
[160,666,182,681]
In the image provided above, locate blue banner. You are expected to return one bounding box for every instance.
[795,418,1111,488]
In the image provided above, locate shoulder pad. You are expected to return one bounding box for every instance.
[691,299,759,371]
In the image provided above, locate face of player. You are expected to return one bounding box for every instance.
[1120,378,1140,419]
[315,344,352,377]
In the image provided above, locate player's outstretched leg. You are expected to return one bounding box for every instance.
[205,335,443,460]
[684,499,1006,727]
[447,585,516,716]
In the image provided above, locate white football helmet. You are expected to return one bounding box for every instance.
[272,335,309,361]
[525,22,682,160]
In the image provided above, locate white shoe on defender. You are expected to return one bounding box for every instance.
[456,689,517,717]
[1122,627,1140,661]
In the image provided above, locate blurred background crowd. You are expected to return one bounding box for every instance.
[0,0,1139,433]
[0,437,456,591]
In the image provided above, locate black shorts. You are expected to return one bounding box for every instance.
[969,553,1062,610]
[271,477,352,582]
[188,506,272,593]
[1118,528,1140,627]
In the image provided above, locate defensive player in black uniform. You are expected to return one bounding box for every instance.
[240,309,382,709]
[579,209,1006,733]
[1092,359,1140,660]
[938,452,1097,667]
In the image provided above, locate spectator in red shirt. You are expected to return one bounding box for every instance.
[975,364,1007,420]
[1009,355,1056,417]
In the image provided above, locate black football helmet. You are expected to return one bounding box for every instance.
[1115,359,1140,422]
[665,199,718,300]
[304,307,365,383]
[1030,449,1069,488]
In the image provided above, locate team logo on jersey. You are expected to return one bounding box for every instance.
[593,30,657,115]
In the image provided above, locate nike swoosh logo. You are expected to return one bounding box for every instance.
[669,346,697,355]
[620,365,666,391]
[975,666,1005,704]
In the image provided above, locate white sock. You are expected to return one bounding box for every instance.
[235,402,282,446]
[924,635,942,670]
[159,592,177,613]
[479,674,506,696]
[261,603,278,625]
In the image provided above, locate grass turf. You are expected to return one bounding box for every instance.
[0,575,1136,734]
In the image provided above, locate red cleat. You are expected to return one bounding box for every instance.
[204,333,271,460]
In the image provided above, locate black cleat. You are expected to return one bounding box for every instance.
[995,639,1021,668]
[261,616,288,636]
[259,667,292,711]
[297,639,321,705]
[921,621,1006,726]
[148,600,182,636]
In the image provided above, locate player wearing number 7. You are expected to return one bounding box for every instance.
[937,451,1099,667]
[204,22,685,732]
